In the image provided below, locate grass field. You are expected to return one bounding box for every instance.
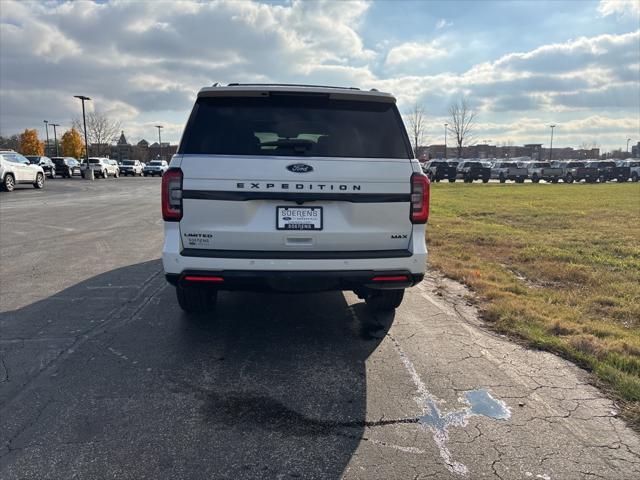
[426,182,640,424]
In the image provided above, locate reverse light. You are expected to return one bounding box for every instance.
[410,173,430,224]
[162,168,183,221]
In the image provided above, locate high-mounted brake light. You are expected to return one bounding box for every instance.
[410,173,430,224]
[162,168,183,221]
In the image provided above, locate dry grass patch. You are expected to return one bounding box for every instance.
[426,182,640,425]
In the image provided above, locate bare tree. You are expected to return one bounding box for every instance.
[406,103,426,157]
[447,97,477,158]
[73,111,121,156]
[0,134,20,151]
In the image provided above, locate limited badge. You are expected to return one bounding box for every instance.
[183,232,213,247]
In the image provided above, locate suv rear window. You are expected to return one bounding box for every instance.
[122,160,134,165]
[180,95,411,159]
[89,159,101,164]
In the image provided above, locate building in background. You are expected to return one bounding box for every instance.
[112,131,133,161]
[632,142,639,158]
[424,143,599,160]
[86,131,177,161]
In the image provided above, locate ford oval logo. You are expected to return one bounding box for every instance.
[287,163,313,173]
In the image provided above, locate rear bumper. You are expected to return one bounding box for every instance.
[162,223,427,283]
[165,269,424,292]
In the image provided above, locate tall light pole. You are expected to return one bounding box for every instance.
[548,124,556,161]
[43,120,50,157]
[627,138,632,154]
[50,124,60,157]
[155,125,163,160]
[444,123,448,159]
[74,95,92,180]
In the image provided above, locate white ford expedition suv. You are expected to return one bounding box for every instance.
[162,84,429,313]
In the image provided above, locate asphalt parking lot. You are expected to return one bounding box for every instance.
[1,177,639,479]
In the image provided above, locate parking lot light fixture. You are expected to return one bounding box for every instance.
[74,95,92,180]
[43,120,50,157]
[155,125,164,161]
[444,123,448,159]
[549,124,556,161]
[50,124,60,157]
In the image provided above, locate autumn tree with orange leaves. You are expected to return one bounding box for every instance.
[61,128,85,159]
[19,129,44,156]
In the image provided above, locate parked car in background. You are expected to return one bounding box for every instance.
[527,162,563,183]
[119,159,144,176]
[51,157,81,178]
[491,161,527,183]
[609,161,630,182]
[423,160,457,182]
[457,160,491,183]
[617,159,640,182]
[143,160,169,176]
[26,156,56,178]
[556,161,598,183]
[585,161,621,183]
[0,150,45,191]
[87,157,119,178]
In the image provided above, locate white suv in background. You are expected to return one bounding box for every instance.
[88,158,119,178]
[0,150,45,192]
[162,84,429,314]
[144,160,169,176]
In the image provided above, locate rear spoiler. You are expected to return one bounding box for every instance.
[197,85,396,104]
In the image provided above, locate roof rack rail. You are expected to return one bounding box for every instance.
[226,83,361,90]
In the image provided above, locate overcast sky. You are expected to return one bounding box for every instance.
[1,0,638,151]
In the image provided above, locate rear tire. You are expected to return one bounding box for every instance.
[365,289,405,312]
[176,284,218,313]
[499,175,506,183]
[448,178,456,183]
[632,172,638,182]
[482,177,489,183]
[532,174,540,183]
[565,174,574,184]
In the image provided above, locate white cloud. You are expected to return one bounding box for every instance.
[598,0,640,18]
[0,0,637,152]
[385,39,448,67]
[436,19,453,29]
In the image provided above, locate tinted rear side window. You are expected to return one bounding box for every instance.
[180,95,411,159]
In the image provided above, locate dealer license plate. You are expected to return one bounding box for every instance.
[276,206,323,230]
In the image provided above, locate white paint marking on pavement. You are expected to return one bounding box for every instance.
[389,334,511,476]
[389,334,469,476]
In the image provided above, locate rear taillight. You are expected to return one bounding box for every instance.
[162,168,183,221]
[410,173,430,224]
